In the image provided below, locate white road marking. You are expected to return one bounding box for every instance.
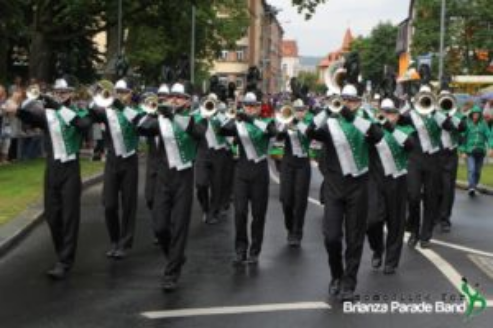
[269,165,493,306]
[429,238,493,258]
[141,302,331,319]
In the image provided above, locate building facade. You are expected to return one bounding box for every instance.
[281,40,300,91]
[210,0,284,95]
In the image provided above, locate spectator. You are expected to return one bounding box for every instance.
[459,105,493,196]
[9,76,24,94]
[0,88,23,164]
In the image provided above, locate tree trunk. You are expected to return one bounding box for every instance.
[0,38,8,83]
[29,31,53,82]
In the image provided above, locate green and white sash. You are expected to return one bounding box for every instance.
[158,115,196,171]
[45,107,79,162]
[106,107,139,158]
[410,111,440,154]
[327,116,370,177]
[375,128,410,178]
[236,119,270,163]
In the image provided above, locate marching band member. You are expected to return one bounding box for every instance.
[366,98,415,275]
[306,84,383,301]
[193,94,231,224]
[137,82,207,292]
[436,91,466,232]
[219,92,277,266]
[276,99,313,247]
[6,78,90,279]
[89,79,142,259]
[405,86,444,249]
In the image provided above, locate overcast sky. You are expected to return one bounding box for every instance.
[268,0,410,57]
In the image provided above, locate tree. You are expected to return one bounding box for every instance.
[412,0,493,76]
[350,22,399,88]
[291,0,328,19]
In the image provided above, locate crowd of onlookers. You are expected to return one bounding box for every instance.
[0,77,48,165]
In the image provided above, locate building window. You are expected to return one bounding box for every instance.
[236,50,245,62]
[220,50,229,61]
[236,78,244,89]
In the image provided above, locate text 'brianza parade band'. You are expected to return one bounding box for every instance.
[2,50,492,303]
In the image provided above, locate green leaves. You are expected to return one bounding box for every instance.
[291,0,328,20]
[350,22,399,87]
[412,0,493,75]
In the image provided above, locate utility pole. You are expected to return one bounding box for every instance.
[191,5,196,84]
[117,0,122,57]
[438,0,446,82]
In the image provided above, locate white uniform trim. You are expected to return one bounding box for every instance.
[410,111,439,154]
[106,108,135,158]
[328,118,366,177]
[45,109,76,163]
[158,116,192,171]
[236,121,265,163]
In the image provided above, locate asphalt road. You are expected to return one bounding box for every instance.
[0,158,492,328]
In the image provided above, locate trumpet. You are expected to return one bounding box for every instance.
[437,93,457,117]
[92,80,115,108]
[327,94,344,114]
[375,112,388,124]
[413,91,436,116]
[276,105,295,126]
[26,84,41,101]
[226,105,237,119]
[141,93,159,114]
[200,97,218,118]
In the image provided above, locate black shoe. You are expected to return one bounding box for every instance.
[106,244,118,258]
[371,252,382,269]
[328,279,341,296]
[383,265,396,275]
[232,254,247,266]
[440,222,451,233]
[287,234,301,248]
[407,234,418,248]
[247,255,259,265]
[113,248,127,259]
[161,276,178,292]
[420,240,431,249]
[339,287,355,302]
[46,263,69,280]
[205,213,220,225]
[468,188,476,197]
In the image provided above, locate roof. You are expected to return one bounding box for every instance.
[341,28,354,52]
[317,28,354,67]
[282,40,299,58]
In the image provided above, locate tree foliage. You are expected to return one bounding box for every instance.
[291,0,328,19]
[350,22,399,87]
[412,0,493,75]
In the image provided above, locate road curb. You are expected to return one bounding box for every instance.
[0,172,104,258]
[456,180,493,196]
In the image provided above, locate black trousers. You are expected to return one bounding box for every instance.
[323,173,368,290]
[280,159,311,239]
[102,153,138,249]
[234,160,270,257]
[221,150,236,210]
[438,150,458,226]
[367,175,407,269]
[195,149,230,216]
[406,152,440,242]
[44,159,81,267]
[152,168,194,278]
